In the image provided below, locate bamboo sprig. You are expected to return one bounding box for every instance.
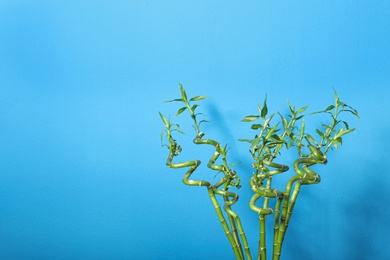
[273,91,359,260]
[160,85,358,260]
[273,146,327,260]
[240,92,358,260]
[160,84,251,259]
[240,97,307,260]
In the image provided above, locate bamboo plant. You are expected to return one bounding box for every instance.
[160,84,359,260]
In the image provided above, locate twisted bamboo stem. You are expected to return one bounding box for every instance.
[273,146,327,260]
[194,132,252,260]
[165,140,243,258]
[250,158,288,260]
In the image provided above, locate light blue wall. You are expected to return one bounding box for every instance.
[0,1,389,259]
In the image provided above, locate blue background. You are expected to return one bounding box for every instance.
[0,1,389,259]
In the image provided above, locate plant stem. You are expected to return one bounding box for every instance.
[194,132,251,259]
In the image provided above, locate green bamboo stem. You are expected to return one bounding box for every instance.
[259,178,272,260]
[273,174,300,260]
[220,182,245,259]
[194,132,252,259]
[250,157,288,260]
[273,196,284,253]
[165,141,243,259]
[162,85,358,260]
[259,214,267,260]
[215,188,252,260]
[227,209,244,259]
[273,146,327,260]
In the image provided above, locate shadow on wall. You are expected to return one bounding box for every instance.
[341,159,390,259]
[205,101,390,259]
[204,102,254,167]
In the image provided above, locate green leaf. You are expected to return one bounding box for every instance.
[251,136,262,147]
[344,109,360,118]
[179,84,188,102]
[265,124,279,140]
[316,129,324,138]
[176,107,187,116]
[160,130,164,141]
[159,112,169,128]
[324,126,333,137]
[238,138,253,143]
[305,134,317,145]
[163,98,183,103]
[325,105,335,111]
[199,120,209,125]
[261,96,268,118]
[251,124,263,130]
[191,104,199,112]
[300,119,305,138]
[173,129,185,135]
[296,105,308,114]
[288,102,295,115]
[334,128,355,139]
[334,89,340,104]
[241,115,260,122]
[263,113,275,129]
[338,101,346,109]
[190,95,207,101]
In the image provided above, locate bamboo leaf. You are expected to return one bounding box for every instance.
[305,134,317,145]
[344,109,360,118]
[334,89,340,104]
[191,104,199,112]
[325,105,335,111]
[263,113,275,129]
[159,112,169,128]
[238,138,253,143]
[251,136,262,147]
[164,98,183,103]
[241,115,260,122]
[316,129,324,138]
[288,102,295,115]
[334,128,355,139]
[324,127,332,137]
[338,101,346,109]
[271,134,283,142]
[300,119,305,138]
[179,84,188,102]
[190,95,207,101]
[296,105,308,114]
[265,124,279,140]
[251,124,263,130]
[199,120,209,126]
[160,130,164,141]
[173,129,185,135]
[176,107,187,116]
[261,96,268,118]
[282,117,288,131]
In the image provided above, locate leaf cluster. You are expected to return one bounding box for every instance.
[240,97,307,168]
[310,90,360,153]
[163,84,208,134]
[240,90,359,164]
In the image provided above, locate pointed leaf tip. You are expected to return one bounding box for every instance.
[241,115,261,122]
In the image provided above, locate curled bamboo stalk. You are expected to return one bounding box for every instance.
[163,135,243,258]
[273,146,327,260]
[161,85,359,260]
[194,131,251,260]
[161,85,250,259]
[250,159,288,260]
